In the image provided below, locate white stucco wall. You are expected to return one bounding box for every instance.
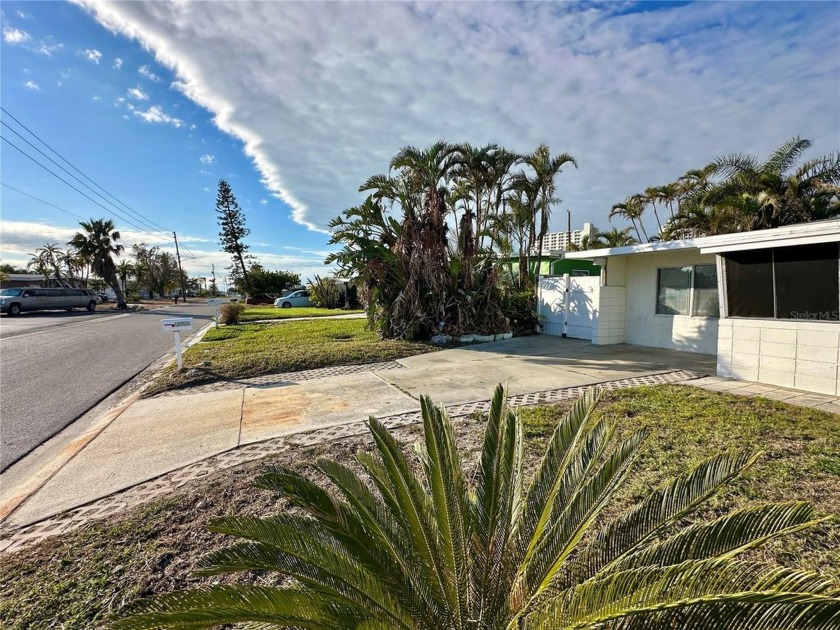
[605,250,719,355]
[717,319,840,395]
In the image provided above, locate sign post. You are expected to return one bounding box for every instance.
[161,318,194,369]
[207,298,223,328]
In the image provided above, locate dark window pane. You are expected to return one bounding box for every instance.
[774,242,839,321]
[693,264,719,317]
[657,267,691,315]
[724,250,773,317]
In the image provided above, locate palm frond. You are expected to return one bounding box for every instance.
[113,585,355,629]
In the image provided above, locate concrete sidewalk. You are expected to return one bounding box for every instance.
[1,335,836,551]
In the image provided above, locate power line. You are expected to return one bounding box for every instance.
[0,106,175,237]
[0,183,87,222]
[1,134,172,244]
[0,119,172,241]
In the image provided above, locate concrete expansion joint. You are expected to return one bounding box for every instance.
[0,369,704,554]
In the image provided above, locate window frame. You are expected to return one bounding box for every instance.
[720,242,840,321]
[655,264,720,318]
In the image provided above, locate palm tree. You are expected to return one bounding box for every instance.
[704,137,840,230]
[522,145,578,274]
[68,219,127,308]
[595,227,638,248]
[27,243,65,284]
[609,194,649,242]
[115,385,839,629]
[116,260,136,294]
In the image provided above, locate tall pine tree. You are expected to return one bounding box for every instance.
[215,179,251,293]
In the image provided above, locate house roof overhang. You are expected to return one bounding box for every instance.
[563,219,840,261]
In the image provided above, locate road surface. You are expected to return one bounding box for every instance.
[0,303,217,471]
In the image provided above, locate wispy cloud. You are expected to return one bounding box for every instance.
[126,86,149,100]
[259,199,268,205]
[77,2,840,235]
[23,80,39,91]
[138,64,161,82]
[132,104,183,127]
[199,154,216,164]
[38,42,64,57]
[2,27,30,44]
[113,56,123,70]
[80,48,102,64]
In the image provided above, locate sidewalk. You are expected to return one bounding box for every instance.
[1,335,837,552]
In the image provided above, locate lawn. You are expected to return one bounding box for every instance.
[1,385,837,629]
[238,306,364,322]
[143,317,435,395]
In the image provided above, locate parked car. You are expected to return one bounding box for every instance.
[0,287,99,315]
[274,290,311,308]
[245,294,275,305]
[97,292,110,302]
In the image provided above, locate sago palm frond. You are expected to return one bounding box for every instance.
[115,385,839,630]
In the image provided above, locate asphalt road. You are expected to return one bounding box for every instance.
[0,303,217,471]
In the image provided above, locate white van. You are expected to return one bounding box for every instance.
[0,287,99,316]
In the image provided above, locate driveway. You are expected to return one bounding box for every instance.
[378,335,716,404]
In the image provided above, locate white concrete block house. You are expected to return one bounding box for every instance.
[562,219,840,396]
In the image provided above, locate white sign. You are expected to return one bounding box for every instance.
[207,298,223,306]
[161,318,194,333]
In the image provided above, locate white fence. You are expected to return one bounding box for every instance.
[537,274,600,340]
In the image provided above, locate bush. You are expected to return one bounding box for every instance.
[501,287,538,335]
[219,302,244,325]
[307,275,340,309]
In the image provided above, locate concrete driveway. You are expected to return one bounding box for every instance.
[380,335,715,404]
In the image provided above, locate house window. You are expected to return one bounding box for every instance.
[656,265,719,317]
[723,242,839,321]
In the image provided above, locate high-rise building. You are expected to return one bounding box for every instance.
[531,222,598,254]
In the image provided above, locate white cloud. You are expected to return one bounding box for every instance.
[203,187,211,192]
[126,85,149,100]
[199,153,215,164]
[23,80,39,91]
[138,64,161,82]
[189,123,196,130]
[199,168,212,175]
[92,95,101,101]
[0,219,332,278]
[259,199,268,205]
[76,2,840,235]
[113,56,123,69]
[132,104,183,127]
[80,48,102,64]
[38,42,64,56]
[3,27,30,44]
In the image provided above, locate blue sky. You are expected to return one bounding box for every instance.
[1,1,838,282]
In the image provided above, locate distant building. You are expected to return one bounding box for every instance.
[0,273,88,289]
[532,222,597,254]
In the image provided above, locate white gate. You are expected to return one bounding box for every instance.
[537,274,599,340]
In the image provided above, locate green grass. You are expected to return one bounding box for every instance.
[144,318,435,395]
[522,385,840,578]
[0,499,184,629]
[238,306,364,322]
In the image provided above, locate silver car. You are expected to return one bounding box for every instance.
[0,287,99,315]
[274,290,311,308]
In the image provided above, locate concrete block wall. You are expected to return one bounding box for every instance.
[717,319,840,395]
[591,286,626,345]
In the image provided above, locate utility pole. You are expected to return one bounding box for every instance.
[566,209,572,249]
[173,231,188,302]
